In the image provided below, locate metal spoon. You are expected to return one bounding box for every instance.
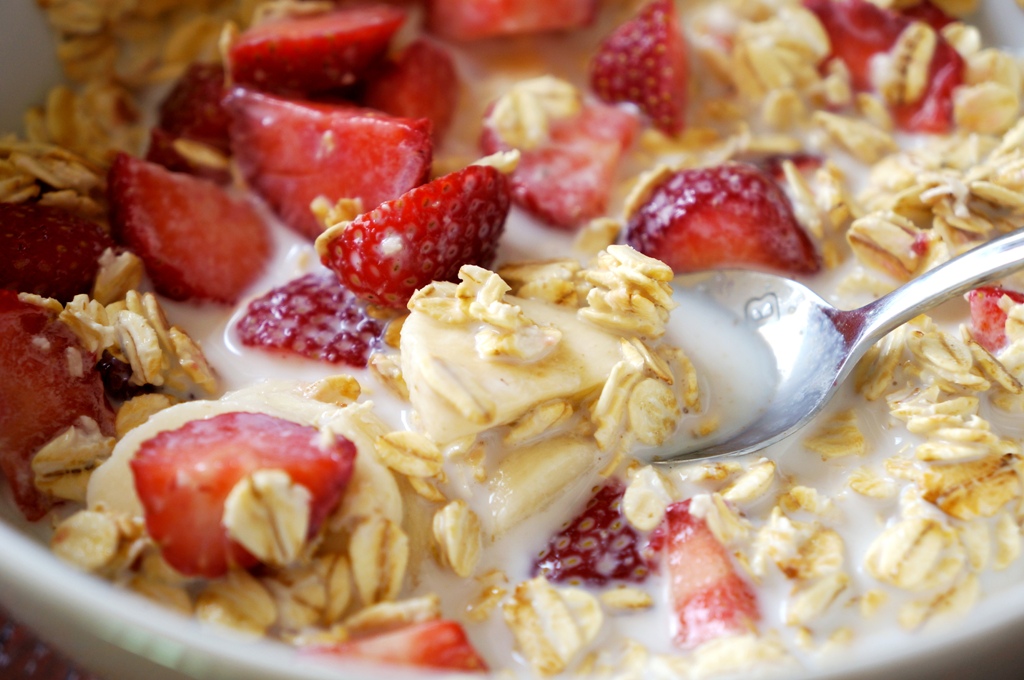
[659,227,1024,463]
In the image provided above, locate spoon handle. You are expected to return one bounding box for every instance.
[854,227,1024,349]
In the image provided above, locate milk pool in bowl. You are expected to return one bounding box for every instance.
[4,1,1024,679]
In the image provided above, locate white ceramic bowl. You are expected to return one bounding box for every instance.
[3,2,1024,679]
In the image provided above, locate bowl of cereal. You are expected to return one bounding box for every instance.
[3,0,1024,678]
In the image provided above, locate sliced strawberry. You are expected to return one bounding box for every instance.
[308,620,488,671]
[224,87,433,240]
[968,287,1024,354]
[145,128,232,185]
[130,411,357,578]
[899,1,955,31]
[889,39,962,133]
[625,163,821,276]
[661,500,759,648]
[155,62,231,151]
[236,271,385,367]
[0,203,114,303]
[318,164,509,308]
[804,0,963,133]
[532,481,654,586]
[228,5,406,95]
[804,0,902,92]
[362,39,460,144]
[427,0,597,41]
[108,154,272,303]
[0,291,115,520]
[481,102,637,229]
[145,63,232,182]
[589,0,689,135]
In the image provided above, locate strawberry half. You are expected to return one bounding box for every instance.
[318,164,510,308]
[590,0,689,135]
[145,63,232,183]
[224,87,433,240]
[531,481,654,586]
[0,203,114,303]
[805,0,964,133]
[427,0,597,41]
[480,102,638,229]
[968,287,1024,354]
[899,1,956,30]
[228,5,407,95]
[108,153,273,304]
[236,271,385,367]
[308,620,488,671]
[130,411,357,578]
[660,500,759,647]
[625,163,821,276]
[362,39,460,145]
[0,291,115,520]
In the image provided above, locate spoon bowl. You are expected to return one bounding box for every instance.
[658,227,1024,463]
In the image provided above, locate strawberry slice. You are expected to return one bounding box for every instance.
[590,0,689,135]
[899,1,956,30]
[480,102,638,229]
[108,153,272,304]
[224,87,433,240]
[145,128,231,184]
[236,271,385,367]
[318,164,509,308]
[130,411,357,578]
[308,620,488,671]
[145,63,232,183]
[362,39,460,144]
[531,481,654,586]
[624,163,821,276]
[0,291,115,520]
[0,203,114,303]
[968,287,1024,354]
[155,63,231,150]
[890,40,962,133]
[804,0,963,133]
[228,5,406,95]
[427,0,597,41]
[660,500,759,647]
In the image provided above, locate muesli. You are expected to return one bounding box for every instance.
[3,0,1024,676]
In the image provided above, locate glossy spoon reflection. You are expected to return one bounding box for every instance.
[654,227,1024,463]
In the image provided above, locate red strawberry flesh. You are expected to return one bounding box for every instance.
[804,0,963,133]
[0,291,115,520]
[481,102,638,229]
[308,620,488,671]
[155,63,231,151]
[0,203,115,303]
[224,87,433,240]
[362,39,460,144]
[590,0,689,134]
[662,499,759,647]
[108,153,272,304]
[532,481,654,585]
[899,1,956,31]
[318,164,510,308]
[625,162,821,276]
[145,63,232,182]
[428,0,597,42]
[968,287,1024,354]
[229,5,407,95]
[131,411,357,578]
[236,271,385,367]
